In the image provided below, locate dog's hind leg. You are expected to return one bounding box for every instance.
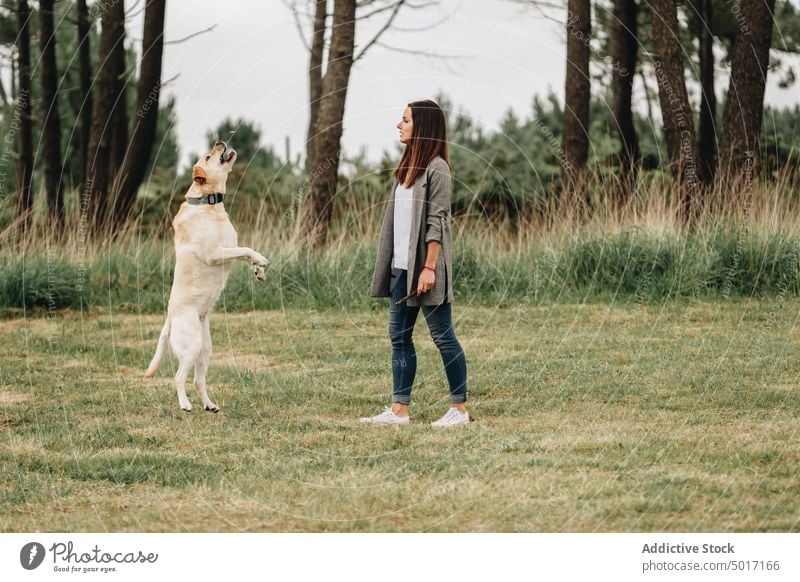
[170,312,202,412]
[195,315,219,413]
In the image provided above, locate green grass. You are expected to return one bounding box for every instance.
[2,227,800,315]
[1,299,798,532]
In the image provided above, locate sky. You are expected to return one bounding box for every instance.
[131,0,800,169]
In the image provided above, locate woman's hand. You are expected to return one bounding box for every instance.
[417,241,441,295]
[417,266,435,295]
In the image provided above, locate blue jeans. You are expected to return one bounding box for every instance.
[389,269,468,404]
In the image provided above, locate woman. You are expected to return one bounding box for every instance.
[360,99,469,427]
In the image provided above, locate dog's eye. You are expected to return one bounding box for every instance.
[205,155,211,162]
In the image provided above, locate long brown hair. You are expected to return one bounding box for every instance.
[394,99,450,187]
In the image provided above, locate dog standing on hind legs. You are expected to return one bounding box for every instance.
[145,140,269,412]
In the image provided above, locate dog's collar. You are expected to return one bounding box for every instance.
[186,193,224,206]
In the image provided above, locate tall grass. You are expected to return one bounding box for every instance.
[1,168,799,315]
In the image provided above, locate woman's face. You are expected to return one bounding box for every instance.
[397,107,413,145]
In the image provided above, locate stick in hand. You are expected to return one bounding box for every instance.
[395,290,418,305]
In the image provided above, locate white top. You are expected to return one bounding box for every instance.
[392,182,414,270]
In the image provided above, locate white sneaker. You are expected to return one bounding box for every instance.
[359,407,410,425]
[431,407,469,428]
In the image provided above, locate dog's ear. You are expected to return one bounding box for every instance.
[192,165,207,185]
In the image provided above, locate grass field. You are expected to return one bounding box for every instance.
[1,298,799,532]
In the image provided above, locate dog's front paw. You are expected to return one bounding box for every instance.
[204,403,220,413]
[252,252,270,267]
[253,263,267,283]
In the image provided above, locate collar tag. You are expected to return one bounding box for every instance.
[187,193,224,206]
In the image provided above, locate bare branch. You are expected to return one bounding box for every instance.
[286,0,316,17]
[505,0,566,24]
[127,23,217,45]
[390,9,450,33]
[511,0,566,11]
[125,0,145,20]
[354,0,406,63]
[404,0,440,8]
[162,24,218,45]
[356,0,437,18]
[161,73,180,88]
[283,0,311,51]
[357,1,404,20]
[357,1,441,29]
[372,40,470,72]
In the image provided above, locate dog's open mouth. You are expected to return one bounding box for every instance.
[220,148,236,165]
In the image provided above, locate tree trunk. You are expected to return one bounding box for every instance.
[610,0,639,200]
[561,0,591,209]
[295,0,356,249]
[39,0,65,230]
[15,0,34,244]
[112,0,166,229]
[306,0,327,170]
[77,0,92,192]
[108,5,128,196]
[650,0,700,225]
[719,0,776,174]
[85,0,126,234]
[696,0,717,185]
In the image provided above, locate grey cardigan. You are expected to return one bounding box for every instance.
[370,156,454,306]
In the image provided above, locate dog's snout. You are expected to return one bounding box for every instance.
[214,140,226,152]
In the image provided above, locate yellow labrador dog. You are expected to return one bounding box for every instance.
[145,140,269,412]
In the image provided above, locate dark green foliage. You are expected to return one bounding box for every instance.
[0,256,84,309]
[761,104,800,169]
[772,0,800,53]
[203,117,281,170]
[438,92,564,216]
[148,96,181,172]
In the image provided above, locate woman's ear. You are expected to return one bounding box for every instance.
[192,165,207,185]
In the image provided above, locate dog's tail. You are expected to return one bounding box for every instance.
[144,318,171,378]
